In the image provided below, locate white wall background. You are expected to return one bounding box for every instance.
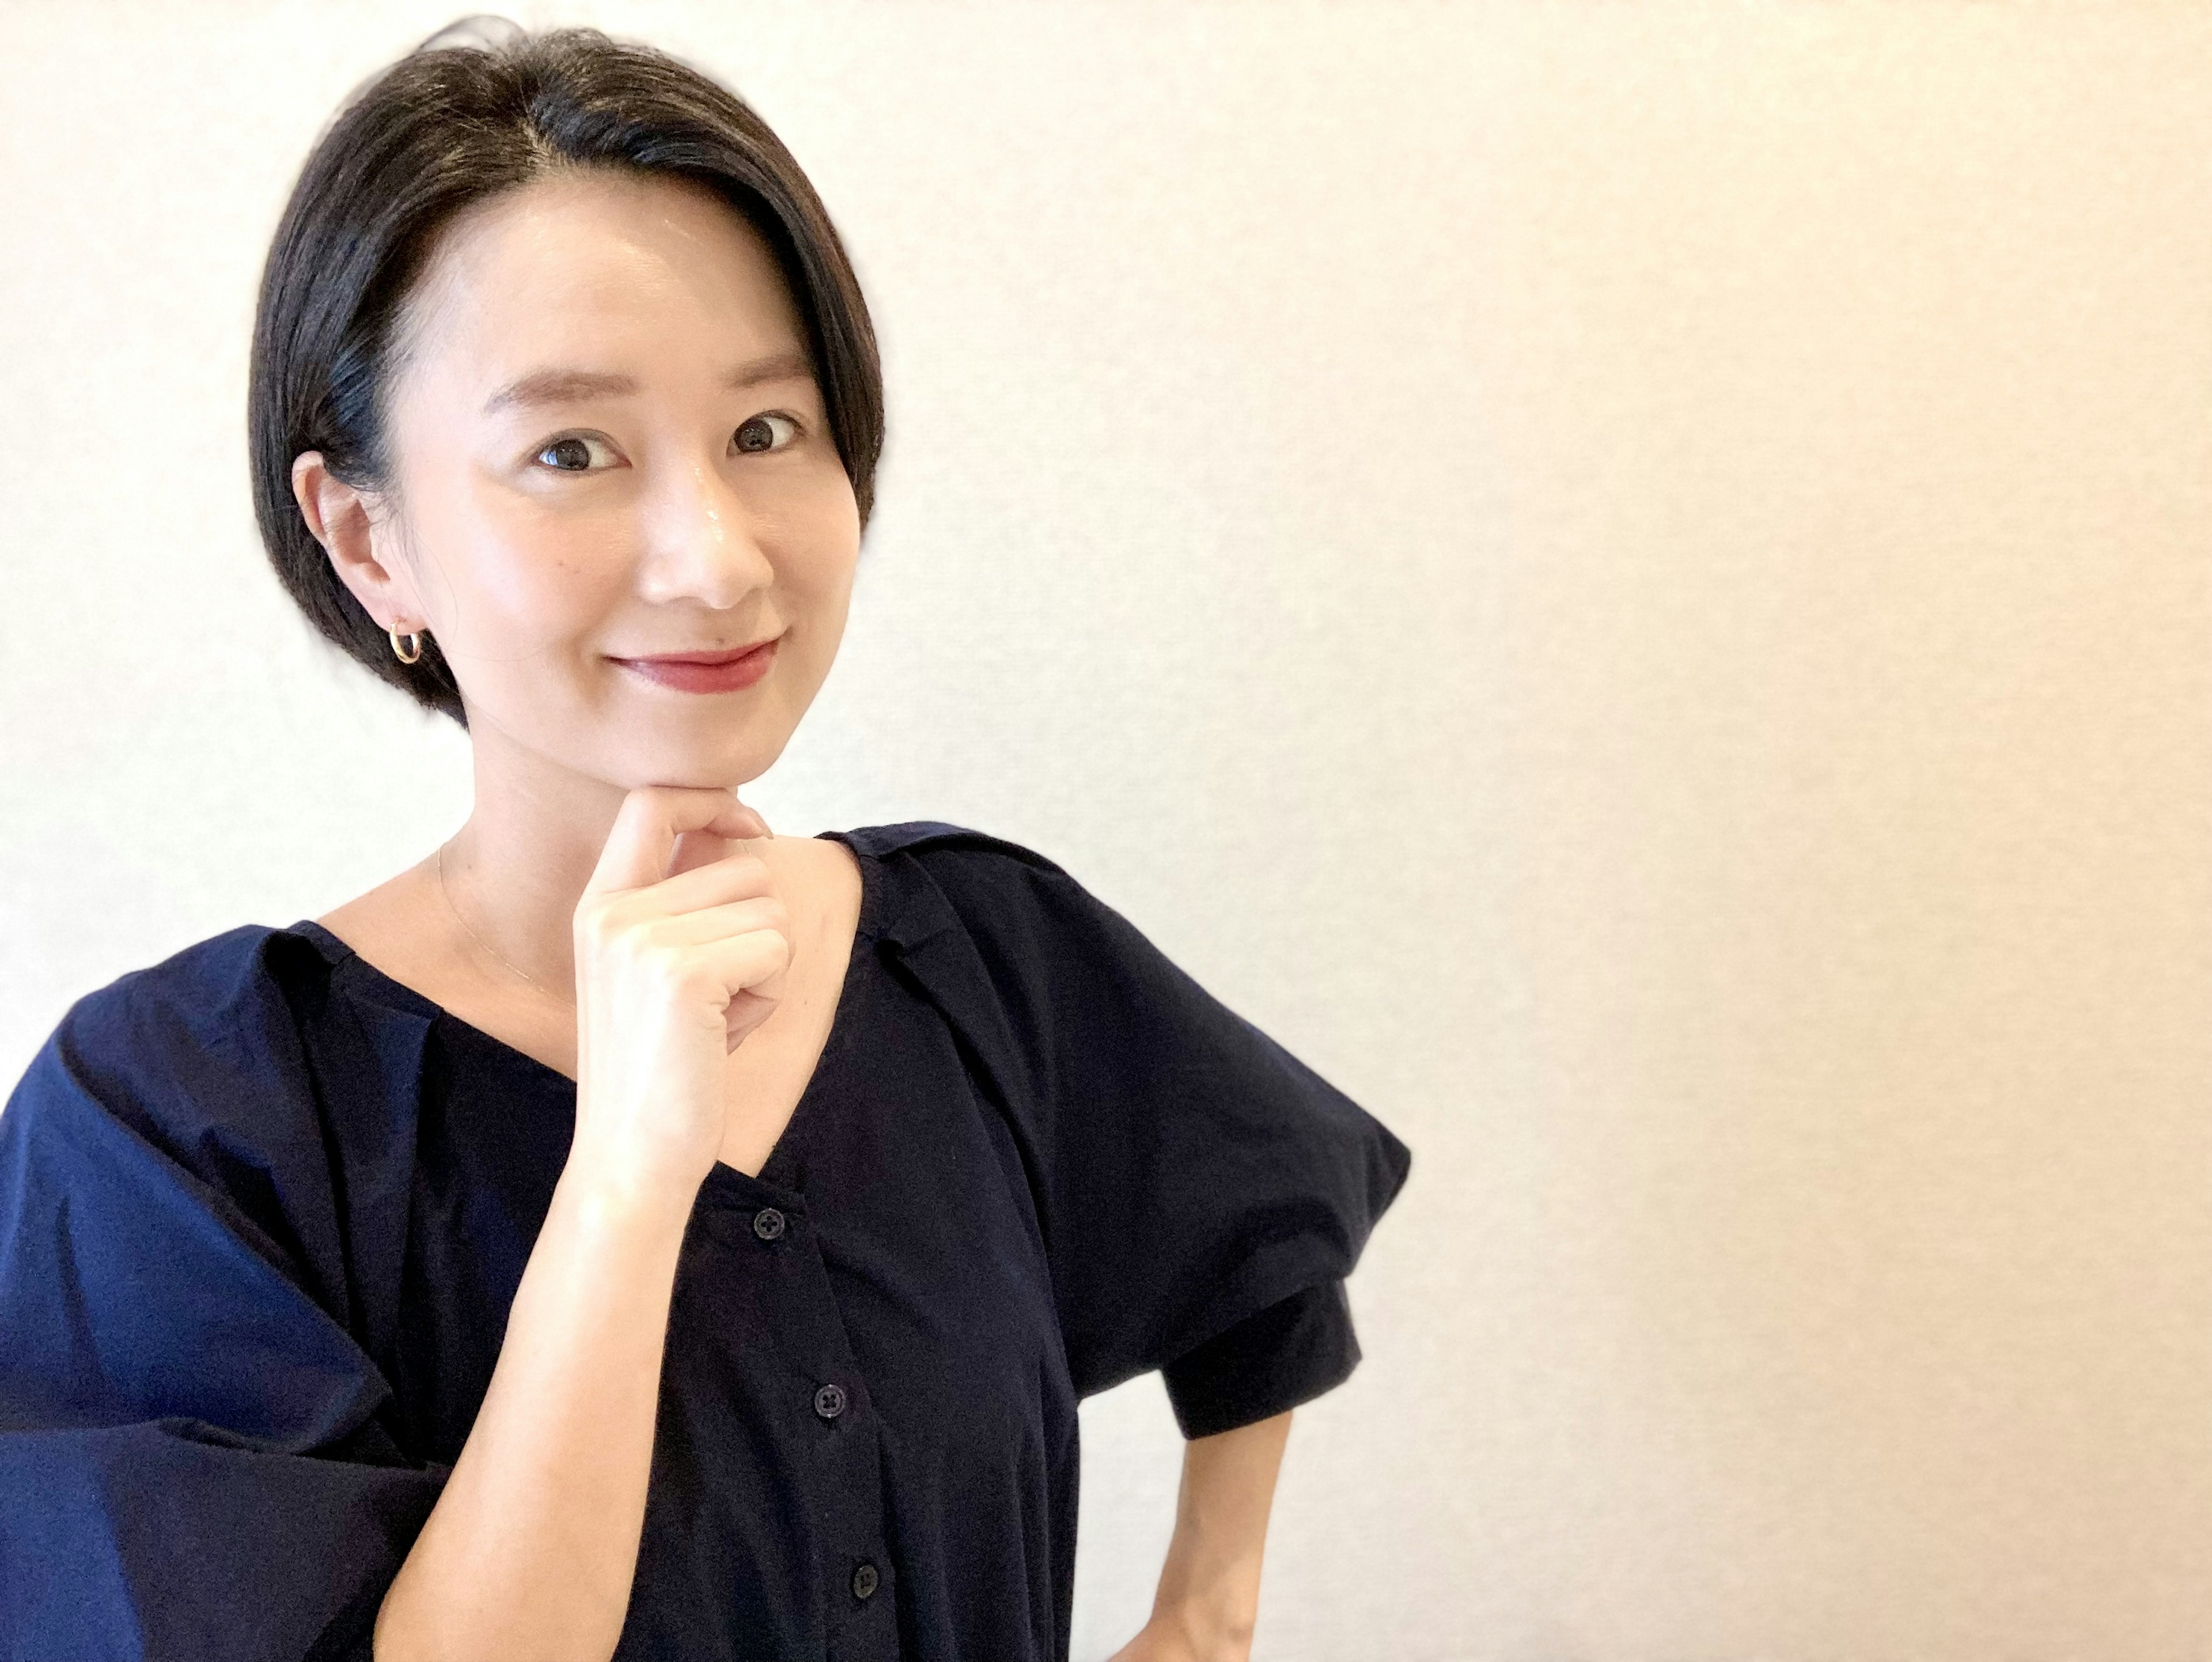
[3,3,2210,1658]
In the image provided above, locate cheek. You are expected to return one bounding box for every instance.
[444,503,633,656]
[786,538,858,615]
[771,465,864,601]
[782,552,858,674]
[397,444,629,660]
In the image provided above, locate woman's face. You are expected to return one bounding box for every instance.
[315,167,861,792]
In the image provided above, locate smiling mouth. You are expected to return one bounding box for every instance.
[609,635,781,692]
[613,637,781,666]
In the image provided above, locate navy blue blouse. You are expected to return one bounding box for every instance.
[0,822,1412,1662]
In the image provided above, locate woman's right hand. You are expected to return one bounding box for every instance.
[566,785,793,1205]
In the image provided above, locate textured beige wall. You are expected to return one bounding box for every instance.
[2,3,2208,1658]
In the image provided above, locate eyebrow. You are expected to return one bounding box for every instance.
[480,349,817,416]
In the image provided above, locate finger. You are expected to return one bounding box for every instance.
[585,787,764,898]
[632,847,780,917]
[641,894,791,950]
[680,926,794,1005]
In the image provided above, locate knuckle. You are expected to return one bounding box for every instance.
[602,919,657,967]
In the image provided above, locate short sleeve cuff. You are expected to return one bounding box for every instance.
[1160,1278,1362,1440]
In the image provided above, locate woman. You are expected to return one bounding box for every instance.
[0,19,1411,1662]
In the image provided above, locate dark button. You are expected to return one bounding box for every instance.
[751,1207,786,1241]
[813,1382,846,1421]
[850,1561,879,1601]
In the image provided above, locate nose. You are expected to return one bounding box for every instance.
[634,453,774,611]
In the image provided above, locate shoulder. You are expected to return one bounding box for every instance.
[828,819,1192,1022]
[827,819,1075,881]
[0,926,409,1383]
[51,922,336,1077]
[827,820,1126,949]
[7,921,355,1164]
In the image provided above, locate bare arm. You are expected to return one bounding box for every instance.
[373,787,791,1662]
[372,1172,692,1661]
[1114,1409,1294,1662]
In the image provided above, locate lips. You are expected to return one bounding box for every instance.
[611,635,781,693]
[618,638,781,666]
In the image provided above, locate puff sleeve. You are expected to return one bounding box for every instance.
[900,835,1414,1433]
[0,960,445,1661]
[1158,1277,1364,1439]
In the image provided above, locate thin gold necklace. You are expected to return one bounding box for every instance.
[435,841,571,1005]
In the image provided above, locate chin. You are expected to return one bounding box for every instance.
[606,728,789,794]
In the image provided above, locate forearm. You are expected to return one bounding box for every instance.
[373,1167,694,1662]
[1146,1409,1293,1659]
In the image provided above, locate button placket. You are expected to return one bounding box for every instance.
[710,1167,889,1655]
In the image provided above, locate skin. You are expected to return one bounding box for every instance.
[290,165,1287,1662]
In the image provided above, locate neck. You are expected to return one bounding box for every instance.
[438,726,637,1000]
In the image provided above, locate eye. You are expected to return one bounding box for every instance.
[734,412,800,455]
[532,433,618,473]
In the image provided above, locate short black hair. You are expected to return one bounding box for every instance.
[247,16,884,729]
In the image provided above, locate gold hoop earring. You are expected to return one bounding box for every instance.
[389,626,425,665]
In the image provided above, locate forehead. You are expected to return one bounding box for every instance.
[393,169,806,388]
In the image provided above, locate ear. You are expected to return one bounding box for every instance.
[290,451,426,633]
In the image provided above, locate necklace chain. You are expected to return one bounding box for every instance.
[435,841,570,1005]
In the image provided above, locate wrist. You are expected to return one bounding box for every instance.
[1147,1586,1257,1662]
[552,1157,702,1237]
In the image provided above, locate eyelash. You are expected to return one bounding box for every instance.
[531,411,804,474]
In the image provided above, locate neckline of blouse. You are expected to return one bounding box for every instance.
[281,830,890,1100]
